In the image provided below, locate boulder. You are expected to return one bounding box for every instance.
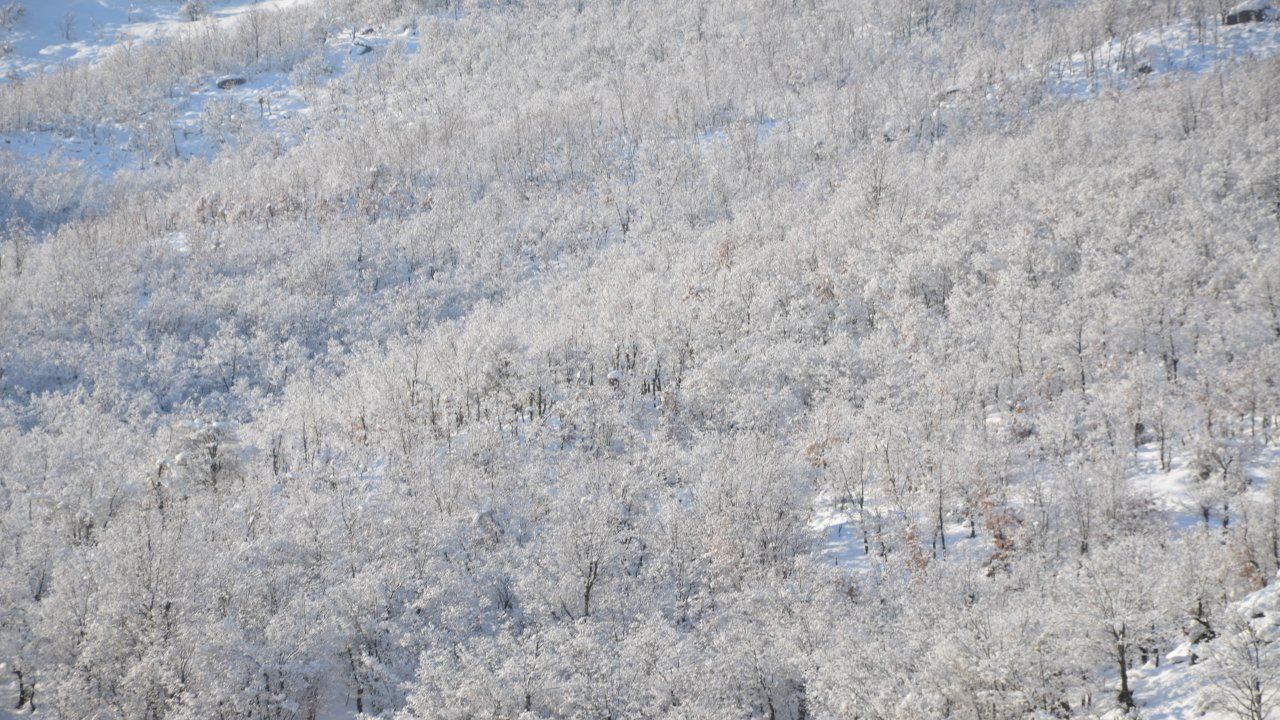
[1224,0,1275,24]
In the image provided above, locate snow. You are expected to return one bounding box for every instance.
[1124,576,1280,720]
[0,673,14,718]
[0,3,424,180]
[812,499,991,573]
[1126,659,1225,719]
[1045,14,1280,97]
[2,2,1279,717]
[0,0,316,77]
[812,503,874,572]
[1130,441,1280,533]
[1230,0,1273,14]
[697,117,780,153]
[166,231,189,254]
[811,437,1280,718]
[0,69,310,178]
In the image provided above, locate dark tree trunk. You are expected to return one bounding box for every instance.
[14,668,35,711]
[583,558,599,617]
[1116,637,1135,710]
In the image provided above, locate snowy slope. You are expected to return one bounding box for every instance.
[1046,11,1280,96]
[0,0,421,180]
[1130,578,1280,720]
[0,0,315,76]
[2,1,1279,718]
[813,439,1280,717]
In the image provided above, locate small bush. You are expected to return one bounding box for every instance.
[180,0,207,21]
[0,3,24,31]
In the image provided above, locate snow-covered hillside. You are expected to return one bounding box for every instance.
[815,441,1280,717]
[2,0,1279,718]
[0,0,314,76]
[1135,578,1280,720]
[1046,6,1280,96]
[0,0,428,181]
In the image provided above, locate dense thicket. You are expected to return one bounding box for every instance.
[1,0,1279,717]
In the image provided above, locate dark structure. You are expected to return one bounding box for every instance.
[1224,3,1273,24]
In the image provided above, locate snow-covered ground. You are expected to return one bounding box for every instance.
[3,2,1279,717]
[1130,441,1280,533]
[1046,10,1280,96]
[814,435,1280,569]
[0,1,422,179]
[812,503,989,574]
[0,71,309,178]
[1122,441,1279,718]
[813,435,1280,718]
[1131,577,1280,720]
[0,0,315,76]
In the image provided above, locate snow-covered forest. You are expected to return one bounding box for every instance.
[1,0,1279,717]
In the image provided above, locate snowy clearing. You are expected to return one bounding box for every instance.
[1045,12,1280,96]
[0,0,316,76]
